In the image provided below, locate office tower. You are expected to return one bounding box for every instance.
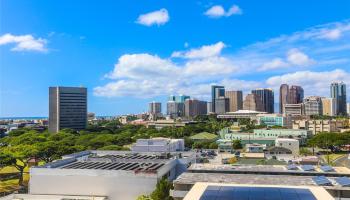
[321,98,337,116]
[279,84,289,114]
[331,82,347,115]
[168,95,190,103]
[252,88,274,113]
[243,94,263,111]
[211,85,225,113]
[214,97,229,114]
[289,85,304,104]
[184,99,207,117]
[149,101,162,115]
[303,96,323,116]
[167,101,185,119]
[283,104,303,116]
[225,90,243,112]
[207,102,213,114]
[49,86,87,133]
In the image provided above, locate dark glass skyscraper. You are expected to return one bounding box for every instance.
[49,86,87,133]
[279,84,289,114]
[279,84,304,113]
[211,85,225,113]
[331,82,347,115]
[252,88,274,113]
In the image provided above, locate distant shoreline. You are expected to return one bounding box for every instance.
[0,117,48,120]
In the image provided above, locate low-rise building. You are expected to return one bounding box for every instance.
[131,138,185,152]
[283,104,303,116]
[245,143,266,153]
[146,120,197,130]
[275,138,299,155]
[217,110,267,120]
[256,113,292,128]
[28,151,195,200]
[292,119,345,134]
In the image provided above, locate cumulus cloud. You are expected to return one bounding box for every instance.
[0,33,48,52]
[136,9,169,26]
[94,20,350,99]
[204,5,242,18]
[318,29,342,40]
[172,41,225,59]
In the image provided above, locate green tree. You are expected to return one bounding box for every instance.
[232,139,242,150]
[136,195,153,200]
[150,177,174,200]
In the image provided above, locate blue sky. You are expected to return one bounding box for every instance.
[1,0,350,117]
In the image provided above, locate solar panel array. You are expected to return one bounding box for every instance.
[335,177,350,187]
[312,176,332,186]
[300,165,315,171]
[97,154,160,160]
[199,186,317,200]
[61,161,165,172]
[320,165,334,172]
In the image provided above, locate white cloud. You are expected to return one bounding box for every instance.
[136,8,169,26]
[318,29,342,40]
[106,53,179,80]
[172,41,225,59]
[204,5,242,18]
[259,58,290,71]
[286,48,315,66]
[0,33,48,52]
[184,57,237,77]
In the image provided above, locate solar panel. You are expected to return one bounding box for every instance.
[199,186,317,200]
[335,177,350,187]
[300,165,315,171]
[287,164,298,170]
[312,176,332,186]
[320,165,334,172]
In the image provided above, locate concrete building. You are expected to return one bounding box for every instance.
[49,86,87,133]
[131,138,185,152]
[28,151,195,200]
[275,138,299,155]
[167,101,185,118]
[256,113,292,128]
[322,98,337,116]
[283,103,303,116]
[214,97,229,114]
[243,94,263,111]
[224,90,243,112]
[184,99,207,117]
[252,88,274,113]
[217,110,267,120]
[146,120,198,130]
[303,96,323,116]
[246,143,266,153]
[331,81,347,115]
[148,101,162,117]
[279,84,304,114]
[292,119,345,134]
[211,85,225,113]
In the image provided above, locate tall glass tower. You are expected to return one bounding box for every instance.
[331,81,347,115]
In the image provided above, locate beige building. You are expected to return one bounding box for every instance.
[283,103,303,116]
[225,90,243,112]
[243,94,263,111]
[321,98,337,116]
[292,119,345,134]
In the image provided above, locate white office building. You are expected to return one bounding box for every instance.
[275,138,299,155]
[131,138,185,152]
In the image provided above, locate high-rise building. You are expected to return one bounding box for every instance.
[214,97,229,114]
[289,85,304,104]
[184,99,207,117]
[211,85,225,113]
[283,104,303,116]
[168,95,190,103]
[303,96,323,116]
[243,94,263,111]
[347,103,350,116]
[207,102,213,114]
[149,102,162,116]
[331,82,347,115]
[321,98,337,116]
[279,84,289,114]
[166,101,185,119]
[49,86,87,133]
[252,88,274,113]
[225,91,243,112]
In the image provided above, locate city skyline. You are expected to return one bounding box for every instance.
[1,0,350,117]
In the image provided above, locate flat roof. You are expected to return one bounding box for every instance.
[183,182,334,200]
[188,164,350,177]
